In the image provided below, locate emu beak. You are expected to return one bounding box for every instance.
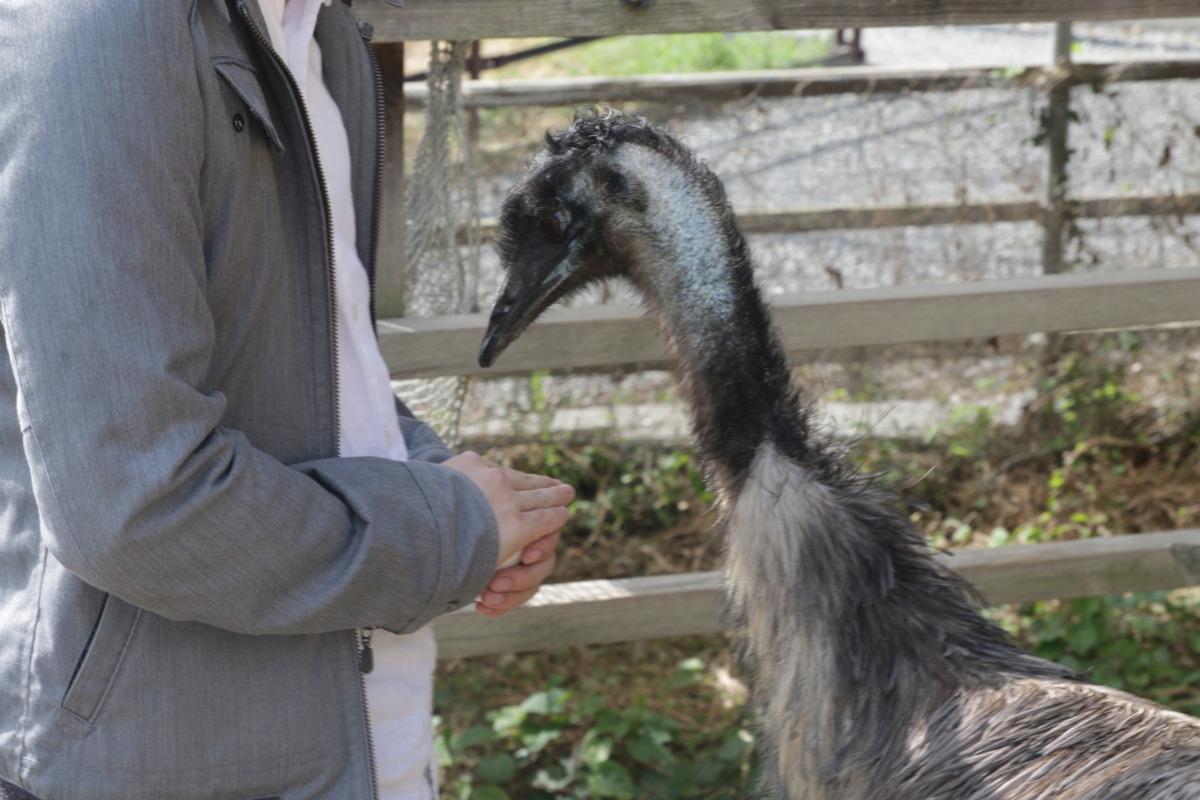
[478,290,528,369]
[480,205,583,368]
[479,264,570,369]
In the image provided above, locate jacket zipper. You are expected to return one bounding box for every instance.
[363,32,387,330]
[355,627,380,800]
[237,7,378,800]
[237,2,343,457]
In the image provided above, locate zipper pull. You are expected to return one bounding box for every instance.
[359,628,375,674]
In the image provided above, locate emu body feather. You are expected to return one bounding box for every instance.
[481,110,1200,799]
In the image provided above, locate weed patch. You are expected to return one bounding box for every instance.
[437,344,1200,797]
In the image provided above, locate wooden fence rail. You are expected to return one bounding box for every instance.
[434,529,1200,658]
[404,60,1200,111]
[358,1,1200,43]
[464,194,1200,244]
[379,266,1200,379]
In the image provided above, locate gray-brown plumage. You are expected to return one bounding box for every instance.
[479,109,1200,799]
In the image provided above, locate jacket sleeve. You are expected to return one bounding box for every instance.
[0,2,497,635]
[395,397,457,464]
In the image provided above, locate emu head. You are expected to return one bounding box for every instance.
[479,110,720,368]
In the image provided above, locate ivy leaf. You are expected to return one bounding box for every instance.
[471,785,510,800]
[640,712,679,741]
[1066,618,1100,656]
[673,758,724,787]
[665,659,704,690]
[489,704,527,734]
[583,734,614,768]
[591,708,630,739]
[521,723,562,754]
[521,688,571,715]
[476,753,517,785]
[455,725,500,750]
[577,694,607,718]
[532,758,580,792]
[637,769,681,799]
[589,761,636,799]
[433,732,454,769]
[627,732,677,766]
[664,671,698,690]
[715,730,754,762]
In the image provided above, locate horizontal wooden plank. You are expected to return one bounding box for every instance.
[358,1,1199,43]
[740,193,1200,232]
[379,267,1200,379]
[435,571,725,659]
[404,60,1200,111]
[465,194,1200,243]
[433,529,1200,658]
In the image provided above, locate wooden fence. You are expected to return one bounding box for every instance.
[358,1,1199,41]
[380,267,1200,380]
[360,0,1200,658]
[403,59,1200,110]
[434,530,1200,658]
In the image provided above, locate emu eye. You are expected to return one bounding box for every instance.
[539,215,564,240]
[605,170,630,196]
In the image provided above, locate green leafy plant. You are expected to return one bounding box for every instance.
[489,438,713,545]
[439,662,760,799]
[997,590,1200,716]
[1037,345,1143,449]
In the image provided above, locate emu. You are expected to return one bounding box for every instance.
[479,110,1200,799]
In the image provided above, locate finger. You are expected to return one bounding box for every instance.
[501,469,563,491]
[492,505,565,569]
[515,484,576,512]
[479,585,542,611]
[491,551,557,593]
[517,506,570,542]
[474,602,508,617]
[521,531,560,565]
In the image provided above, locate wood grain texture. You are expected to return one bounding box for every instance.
[466,195,1200,242]
[379,267,1200,379]
[357,1,1200,43]
[435,572,724,659]
[404,61,1200,111]
[434,529,1200,658]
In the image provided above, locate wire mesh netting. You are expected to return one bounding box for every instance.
[393,40,481,447]
[398,24,1200,444]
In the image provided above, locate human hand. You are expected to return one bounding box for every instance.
[442,450,573,571]
[475,530,560,617]
[442,452,571,618]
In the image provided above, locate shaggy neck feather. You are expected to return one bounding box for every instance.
[624,147,1078,798]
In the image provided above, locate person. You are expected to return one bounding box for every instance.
[0,1,573,799]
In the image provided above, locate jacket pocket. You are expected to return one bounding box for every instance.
[61,594,142,723]
[212,56,284,152]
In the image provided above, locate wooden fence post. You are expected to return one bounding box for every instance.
[1042,21,1073,276]
[372,42,407,319]
[1040,22,1073,368]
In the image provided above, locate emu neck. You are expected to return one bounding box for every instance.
[630,160,798,496]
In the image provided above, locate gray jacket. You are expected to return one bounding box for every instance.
[0,1,498,798]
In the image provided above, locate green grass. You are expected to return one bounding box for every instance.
[490,32,831,80]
